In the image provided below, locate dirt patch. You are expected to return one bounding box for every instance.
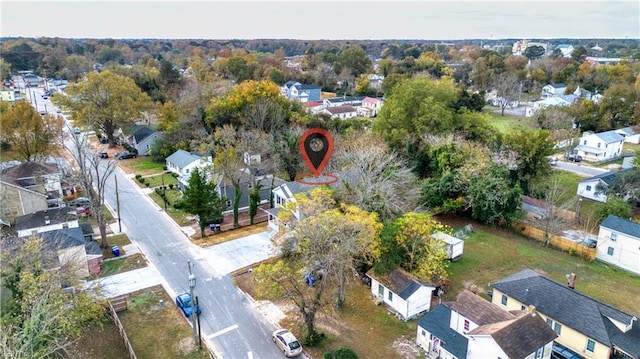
[392,336,422,358]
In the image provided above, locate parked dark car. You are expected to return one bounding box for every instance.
[175,292,200,318]
[581,238,597,248]
[99,138,109,144]
[99,151,108,159]
[564,153,583,162]
[68,197,92,207]
[116,151,137,160]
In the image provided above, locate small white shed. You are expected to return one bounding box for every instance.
[432,232,464,261]
[366,268,435,321]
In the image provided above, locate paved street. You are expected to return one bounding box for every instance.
[553,159,609,177]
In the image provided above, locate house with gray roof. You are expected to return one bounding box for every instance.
[367,268,436,321]
[127,125,162,156]
[574,130,624,162]
[165,150,210,190]
[542,83,568,98]
[41,227,103,277]
[615,126,640,145]
[491,269,640,359]
[576,168,633,203]
[597,215,640,275]
[15,207,80,238]
[281,81,321,102]
[417,290,557,359]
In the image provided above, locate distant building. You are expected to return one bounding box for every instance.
[555,44,574,58]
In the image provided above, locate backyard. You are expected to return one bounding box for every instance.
[235,216,640,359]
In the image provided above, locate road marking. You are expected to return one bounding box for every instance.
[248,352,254,359]
[208,324,239,339]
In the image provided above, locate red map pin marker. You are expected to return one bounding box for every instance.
[300,128,334,178]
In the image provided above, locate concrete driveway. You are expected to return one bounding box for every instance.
[203,231,278,275]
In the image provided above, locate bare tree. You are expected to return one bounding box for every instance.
[67,126,117,248]
[535,177,577,246]
[492,72,521,116]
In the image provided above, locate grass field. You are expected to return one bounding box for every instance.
[118,156,166,175]
[149,189,192,226]
[137,172,179,188]
[118,286,210,359]
[483,109,536,133]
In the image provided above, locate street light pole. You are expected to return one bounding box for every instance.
[115,174,121,233]
[188,260,198,345]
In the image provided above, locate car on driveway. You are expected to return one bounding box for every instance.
[99,151,109,159]
[73,127,81,135]
[76,206,93,217]
[116,151,137,160]
[580,238,597,248]
[175,292,200,318]
[564,153,583,162]
[68,197,92,207]
[272,329,303,357]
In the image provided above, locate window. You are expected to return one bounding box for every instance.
[611,232,617,241]
[608,247,614,256]
[378,284,384,297]
[586,185,592,191]
[535,347,544,359]
[501,294,507,306]
[463,319,469,332]
[388,291,393,301]
[546,318,553,326]
[583,140,587,145]
[597,142,601,148]
[62,223,69,229]
[521,305,526,310]
[586,339,595,353]
[421,329,426,337]
[554,323,562,335]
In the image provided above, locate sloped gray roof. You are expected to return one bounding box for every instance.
[491,269,637,349]
[450,290,515,325]
[326,105,356,114]
[578,168,632,185]
[166,150,201,169]
[366,268,434,300]
[132,126,156,143]
[15,207,78,231]
[601,215,640,240]
[0,162,60,188]
[295,84,321,90]
[40,227,102,255]
[594,130,625,143]
[417,304,468,359]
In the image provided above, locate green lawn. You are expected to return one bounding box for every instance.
[119,286,210,359]
[484,110,536,133]
[444,230,640,316]
[119,156,166,176]
[137,173,178,188]
[149,189,192,226]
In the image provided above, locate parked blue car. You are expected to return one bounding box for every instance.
[175,292,200,318]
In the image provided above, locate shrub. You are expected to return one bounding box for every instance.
[145,182,150,187]
[332,347,358,359]
[169,184,174,190]
[163,165,168,171]
[155,188,163,196]
[568,248,577,257]
[135,174,142,179]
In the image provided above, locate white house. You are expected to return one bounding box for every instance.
[542,83,567,98]
[597,215,640,275]
[367,74,384,90]
[15,207,80,238]
[366,268,435,321]
[615,126,640,144]
[359,97,383,117]
[525,95,574,117]
[574,130,624,162]
[417,290,557,359]
[323,105,358,120]
[165,150,211,190]
[556,44,574,58]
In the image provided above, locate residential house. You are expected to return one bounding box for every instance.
[0,87,15,101]
[303,101,325,114]
[615,126,640,144]
[23,73,41,85]
[40,227,103,277]
[491,269,640,359]
[556,44,575,58]
[597,215,640,275]
[586,57,623,65]
[323,96,366,108]
[323,105,358,120]
[417,290,557,359]
[358,97,383,117]
[512,40,549,56]
[573,86,593,100]
[367,74,384,90]
[366,268,436,321]
[525,95,574,117]
[127,125,162,156]
[266,180,318,240]
[281,81,321,102]
[574,130,624,162]
[15,207,80,238]
[576,169,631,203]
[542,83,568,98]
[165,150,211,191]
[1,162,65,221]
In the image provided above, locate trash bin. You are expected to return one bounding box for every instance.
[209,223,215,232]
[111,245,120,257]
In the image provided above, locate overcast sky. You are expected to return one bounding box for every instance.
[1,1,639,40]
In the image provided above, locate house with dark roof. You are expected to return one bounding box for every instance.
[491,269,640,359]
[597,215,640,275]
[576,168,632,203]
[323,105,358,120]
[322,96,366,108]
[0,162,65,220]
[417,290,557,359]
[128,125,162,156]
[40,227,103,277]
[15,207,80,238]
[574,130,624,162]
[367,268,436,321]
[281,81,321,102]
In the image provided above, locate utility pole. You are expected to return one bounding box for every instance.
[161,176,167,211]
[115,174,121,233]
[188,260,198,346]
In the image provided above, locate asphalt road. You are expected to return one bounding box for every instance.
[21,79,287,359]
[553,159,610,177]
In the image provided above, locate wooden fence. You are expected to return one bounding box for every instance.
[106,300,137,359]
[512,221,596,261]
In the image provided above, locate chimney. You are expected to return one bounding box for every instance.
[527,305,536,316]
[566,273,577,289]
